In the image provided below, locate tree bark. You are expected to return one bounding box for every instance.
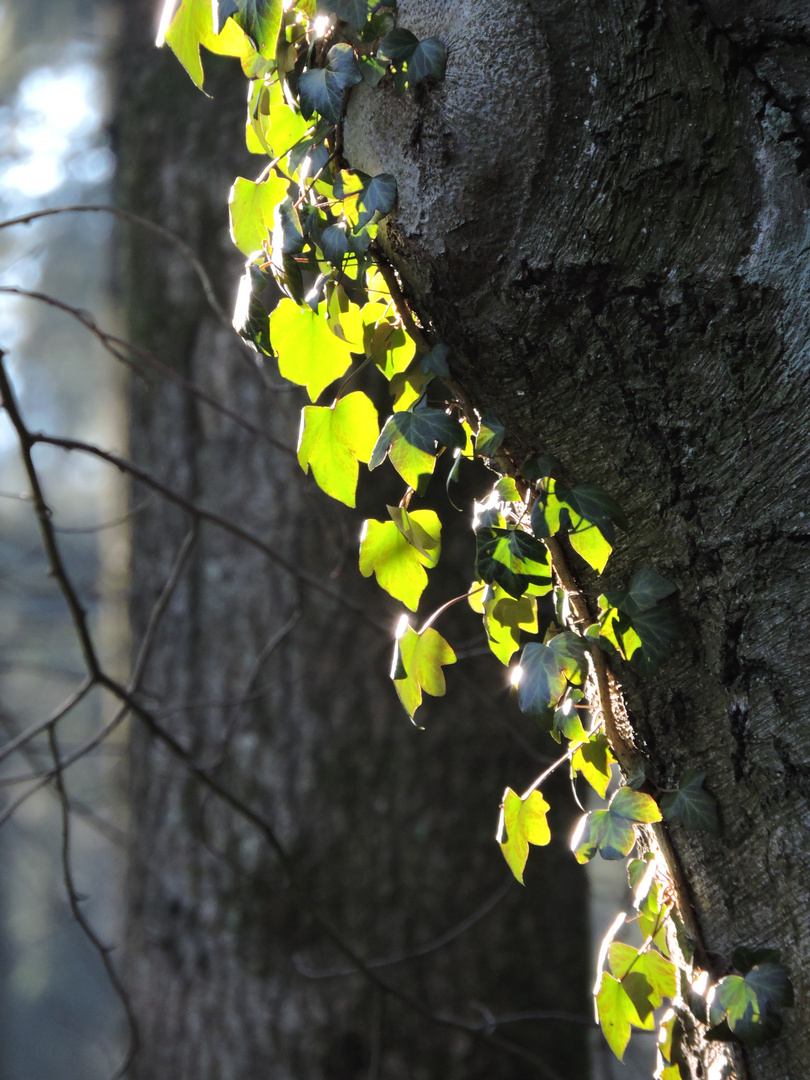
[114,4,590,1078]
[346,2,810,1078]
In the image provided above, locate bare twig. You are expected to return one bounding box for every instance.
[47,724,139,1080]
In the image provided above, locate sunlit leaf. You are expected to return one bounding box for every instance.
[571,731,615,798]
[220,0,283,59]
[391,625,456,720]
[596,973,647,1061]
[469,581,537,665]
[359,509,440,610]
[497,787,551,884]
[160,0,249,89]
[573,787,661,864]
[228,175,288,256]
[475,527,551,599]
[269,298,355,400]
[708,962,793,1046]
[475,412,505,458]
[297,392,378,506]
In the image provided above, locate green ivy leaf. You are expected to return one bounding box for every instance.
[369,405,465,490]
[609,943,677,1007]
[228,175,288,256]
[317,0,373,30]
[571,730,616,798]
[369,321,415,378]
[494,477,521,502]
[233,265,273,354]
[160,0,248,89]
[596,973,648,1061]
[514,632,587,725]
[220,0,283,59]
[359,508,441,610]
[335,170,398,228]
[475,413,505,458]
[297,392,378,507]
[299,43,362,124]
[496,787,551,884]
[468,582,538,665]
[420,343,450,378]
[377,29,446,85]
[660,768,719,833]
[269,298,354,401]
[391,624,456,720]
[709,963,794,1045]
[475,527,551,599]
[573,787,661,864]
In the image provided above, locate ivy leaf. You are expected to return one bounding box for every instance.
[359,509,440,610]
[317,0,373,30]
[565,483,629,536]
[515,633,587,725]
[496,787,551,884]
[222,0,283,59]
[233,265,273,354]
[369,321,415,378]
[524,453,565,482]
[269,298,355,400]
[228,175,288,256]
[420,343,450,377]
[391,625,456,721]
[335,170,398,228]
[297,392,378,507]
[625,606,681,676]
[731,946,782,974]
[475,413,505,458]
[571,731,615,798]
[709,963,794,1046]
[475,527,551,599]
[377,29,446,85]
[299,44,362,124]
[494,477,521,502]
[573,788,661,864]
[160,0,248,89]
[660,769,719,833]
[320,223,350,265]
[596,973,648,1061]
[606,568,678,616]
[369,405,465,489]
[609,943,677,1007]
[468,582,537,665]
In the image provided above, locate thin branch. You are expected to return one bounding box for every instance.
[0,287,293,456]
[0,679,94,769]
[0,203,230,328]
[47,724,139,1080]
[295,875,513,978]
[31,429,389,630]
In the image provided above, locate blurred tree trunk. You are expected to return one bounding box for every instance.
[114,4,590,1079]
[345,2,810,1078]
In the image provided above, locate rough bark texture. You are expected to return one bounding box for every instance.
[115,4,590,1079]
[345,2,810,1078]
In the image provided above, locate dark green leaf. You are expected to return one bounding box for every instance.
[372,405,465,460]
[359,55,387,86]
[420,343,450,377]
[524,454,565,482]
[409,37,447,83]
[299,43,362,123]
[731,947,782,974]
[227,0,283,58]
[566,482,629,535]
[660,769,719,832]
[475,527,551,599]
[476,413,505,458]
[317,0,372,30]
[377,27,419,62]
[320,224,350,265]
[516,642,568,723]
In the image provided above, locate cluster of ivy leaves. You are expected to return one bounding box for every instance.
[159,0,793,1068]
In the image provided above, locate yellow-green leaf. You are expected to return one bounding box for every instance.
[359,509,441,610]
[159,0,248,89]
[497,787,551,884]
[391,625,456,720]
[571,731,616,798]
[596,973,648,1061]
[297,392,378,507]
[269,299,355,401]
[228,175,288,256]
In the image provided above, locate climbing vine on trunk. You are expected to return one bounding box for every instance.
[158,0,794,1072]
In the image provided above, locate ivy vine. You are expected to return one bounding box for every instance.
[159,0,794,1071]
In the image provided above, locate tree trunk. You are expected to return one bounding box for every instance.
[345,2,810,1078]
[114,4,590,1078]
